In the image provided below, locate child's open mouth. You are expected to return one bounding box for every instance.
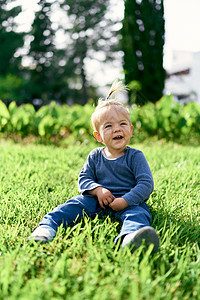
[113,135,123,140]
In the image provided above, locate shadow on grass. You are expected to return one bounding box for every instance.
[149,203,200,249]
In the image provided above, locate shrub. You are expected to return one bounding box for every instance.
[0,96,200,144]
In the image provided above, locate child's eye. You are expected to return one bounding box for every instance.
[105,124,112,129]
[120,122,127,126]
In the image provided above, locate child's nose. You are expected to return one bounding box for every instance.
[113,124,120,132]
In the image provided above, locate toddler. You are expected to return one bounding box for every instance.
[28,81,159,252]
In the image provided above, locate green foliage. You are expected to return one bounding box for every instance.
[130,95,200,143]
[122,0,165,104]
[0,96,200,144]
[0,0,120,105]
[0,141,199,299]
[0,100,94,143]
[60,0,120,104]
[0,1,24,76]
[0,100,10,131]
[35,101,94,139]
[9,104,36,136]
[0,100,10,119]
[28,0,60,103]
[0,74,27,102]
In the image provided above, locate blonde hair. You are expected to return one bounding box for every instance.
[91,80,131,131]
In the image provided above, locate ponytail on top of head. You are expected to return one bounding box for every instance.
[91,80,131,131]
[106,80,128,100]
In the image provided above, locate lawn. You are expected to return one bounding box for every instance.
[0,140,199,300]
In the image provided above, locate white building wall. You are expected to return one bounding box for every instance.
[190,52,200,104]
[164,51,200,105]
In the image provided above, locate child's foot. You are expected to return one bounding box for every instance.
[122,226,159,253]
[27,225,56,243]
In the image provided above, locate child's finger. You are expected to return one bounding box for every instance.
[109,202,114,209]
[99,199,105,209]
[107,196,114,204]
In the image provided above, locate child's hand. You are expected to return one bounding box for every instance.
[109,197,129,212]
[95,187,115,209]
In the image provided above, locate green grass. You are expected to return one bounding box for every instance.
[0,140,200,300]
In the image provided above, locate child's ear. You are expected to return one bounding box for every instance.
[130,125,133,136]
[93,131,103,143]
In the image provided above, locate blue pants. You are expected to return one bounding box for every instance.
[40,195,151,243]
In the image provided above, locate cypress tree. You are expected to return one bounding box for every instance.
[122,0,165,104]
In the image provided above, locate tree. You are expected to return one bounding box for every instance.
[61,0,120,105]
[0,0,24,75]
[28,0,59,103]
[121,0,165,104]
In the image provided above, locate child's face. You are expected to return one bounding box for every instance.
[94,106,133,154]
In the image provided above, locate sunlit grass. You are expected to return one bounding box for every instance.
[0,140,200,299]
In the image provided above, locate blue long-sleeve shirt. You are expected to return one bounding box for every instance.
[78,147,154,206]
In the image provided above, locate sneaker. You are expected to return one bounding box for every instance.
[122,226,159,253]
[27,225,56,243]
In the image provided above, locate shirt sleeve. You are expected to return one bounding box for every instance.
[122,151,154,206]
[78,150,101,194]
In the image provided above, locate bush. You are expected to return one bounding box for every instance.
[130,95,200,143]
[0,96,200,145]
[0,100,94,142]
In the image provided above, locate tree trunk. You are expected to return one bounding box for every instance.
[80,62,88,105]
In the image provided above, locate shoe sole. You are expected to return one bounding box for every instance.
[123,226,159,253]
[27,236,49,244]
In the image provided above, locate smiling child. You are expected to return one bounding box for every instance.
[28,81,159,252]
